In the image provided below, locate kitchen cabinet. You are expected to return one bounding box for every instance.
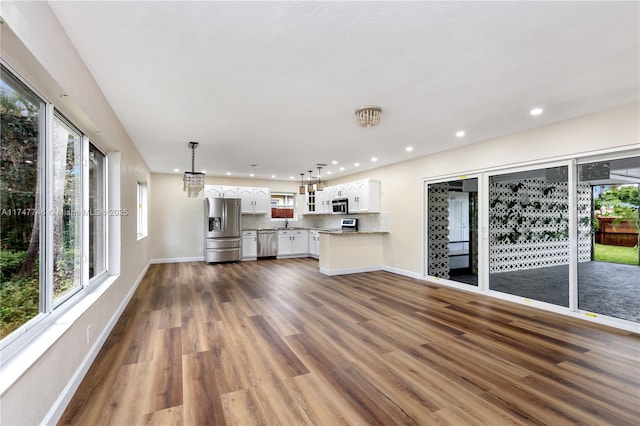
[205,185,238,198]
[304,191,317,214]
[347,179,380,213]
[242,230,257,259]
[277,229,309,257]
[333,184,349,199]
[316,186,334,214]
[309,230,320,258]
[239,187,270,214]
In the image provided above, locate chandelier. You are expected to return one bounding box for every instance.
[355,105,382,127]
[183,141,205,198]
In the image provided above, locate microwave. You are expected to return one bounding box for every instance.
[331,198,349,214]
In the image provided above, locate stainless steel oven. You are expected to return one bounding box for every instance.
[332,198,348,214]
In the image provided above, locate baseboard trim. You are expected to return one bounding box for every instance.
[381,265,422,280]
[150,256,205,264]
[319,265,382,276]
[43,262,150,425]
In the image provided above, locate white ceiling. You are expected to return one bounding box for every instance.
[48,1,639,182]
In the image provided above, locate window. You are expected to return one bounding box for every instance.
[52,114,83,304]
[89,144,106,279]
[271,192,295,219]
[0,64,45,339]
[0,64,108,343]
[137,181,148,239]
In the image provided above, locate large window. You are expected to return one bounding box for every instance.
[0,64,45,338]
[0,65,108,342]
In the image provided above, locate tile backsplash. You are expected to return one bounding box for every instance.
[241,213,388,232]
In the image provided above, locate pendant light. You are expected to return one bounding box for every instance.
[183,141,205,198]
[307,170,314,194]
[316,165,324,191]
[299,173,306,195]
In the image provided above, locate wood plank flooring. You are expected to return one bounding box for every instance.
[59,258,640,425]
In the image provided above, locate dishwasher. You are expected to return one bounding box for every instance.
[257,229,278,259]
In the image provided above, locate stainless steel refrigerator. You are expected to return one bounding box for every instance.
[204,197,242,263]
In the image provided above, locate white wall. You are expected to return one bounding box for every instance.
[1,3,151,425]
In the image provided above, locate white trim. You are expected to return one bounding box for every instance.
[42,263,150,426]
[319,265,382,276]
[381,265,422,280]
[149,256,205,264]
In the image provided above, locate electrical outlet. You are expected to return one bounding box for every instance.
[86,325,92,343]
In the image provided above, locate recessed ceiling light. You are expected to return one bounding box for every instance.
[371,157,378,162]
[271,175,276,178]
[456,130,465,137]
[354,162,360,167]
[289,176,294,180]
[405,146,413,152]
[226,172,231,176]
[173,168,180,172]
[250,173,255,177]
[332,160,338,165]
[327,171,332,175]
[339,167,345,171]
[530,107,543,116]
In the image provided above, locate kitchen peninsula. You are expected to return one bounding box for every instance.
[318,230,388,276]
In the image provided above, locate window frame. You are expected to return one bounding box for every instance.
[0,63,110,354]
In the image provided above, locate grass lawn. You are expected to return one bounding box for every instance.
[594,243,639,265]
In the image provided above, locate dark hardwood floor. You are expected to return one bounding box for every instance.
[59,258,640,425]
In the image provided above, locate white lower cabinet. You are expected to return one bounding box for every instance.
[277,230,309,257]
[242,230,257,259]
[309,230,320,258]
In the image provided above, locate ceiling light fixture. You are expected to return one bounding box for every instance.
[299,173,306,195]
[530,107,543,116]
[183,141,205,198]
[355,105,382,127]
[316,165,324,191]
[371,157,378,162]
[307,170,315,193]
[405,146,413,152]
[456,130,465,137]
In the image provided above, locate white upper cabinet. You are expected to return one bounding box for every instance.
[316,186,334,214]
[206,185,269,214]
[347,179,380,213]
[239,186,270,214]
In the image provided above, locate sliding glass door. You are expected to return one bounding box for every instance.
[577,156,639,322]
[427,178,478,286]
[488,165,570,307]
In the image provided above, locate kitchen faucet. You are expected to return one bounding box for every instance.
[285,219,289,228]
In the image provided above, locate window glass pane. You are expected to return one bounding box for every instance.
[0,65,44,339]
[489,166,569,307]
[89,144,106,278]
[52,115,82,303]
[577,157,639,322]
